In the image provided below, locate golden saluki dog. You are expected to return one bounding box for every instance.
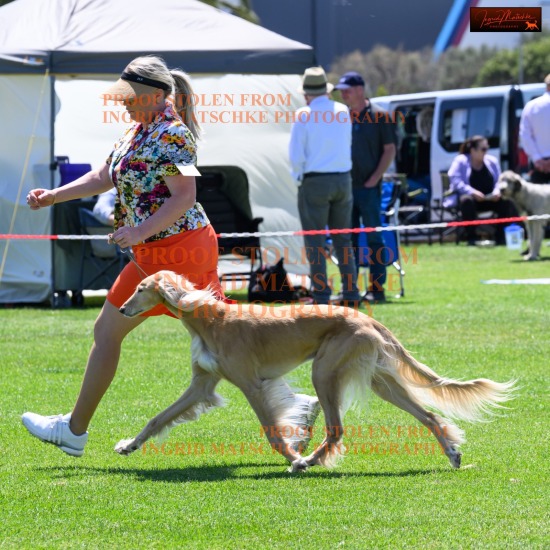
[116,271,515,472]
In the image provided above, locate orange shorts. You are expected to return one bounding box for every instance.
[107,225,224,317]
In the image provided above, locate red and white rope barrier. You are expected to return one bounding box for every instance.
[0,214,548,241]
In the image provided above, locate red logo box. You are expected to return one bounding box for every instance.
[470,7,541,32]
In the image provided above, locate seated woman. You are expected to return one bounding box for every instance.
[447,135,517,245]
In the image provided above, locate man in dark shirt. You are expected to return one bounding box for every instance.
[335,72,397,303]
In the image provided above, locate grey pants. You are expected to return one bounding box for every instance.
[298,172,359,303]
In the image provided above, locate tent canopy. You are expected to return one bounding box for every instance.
[0,0,315,303]
[0,0,315,74]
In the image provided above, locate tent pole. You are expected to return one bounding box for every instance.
[49,70,57,307]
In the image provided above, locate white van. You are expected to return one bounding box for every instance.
[371,83,545,207]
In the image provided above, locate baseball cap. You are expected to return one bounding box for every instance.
[334,71,365,90]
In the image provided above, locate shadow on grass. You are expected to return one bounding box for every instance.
[35,463,446,483]
[507,257,550,263]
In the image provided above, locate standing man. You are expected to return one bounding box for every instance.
[335,72,397,303]
[519,73,550,184]
[289,66,360,306]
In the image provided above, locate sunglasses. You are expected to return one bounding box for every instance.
[477,147,489,152]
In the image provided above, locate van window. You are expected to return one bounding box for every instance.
[439,98,502,152]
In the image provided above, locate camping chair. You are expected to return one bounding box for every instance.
[432,172,462,244]
[356,175,406,298]
[397,175,433,245]
[434,172,502,245]
[196,166,263,282]
[77,208,126,295]
[51,157,94,307]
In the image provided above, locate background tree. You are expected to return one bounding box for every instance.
[329,45,437,96]
[1,0,547,91]
[436,45,498,90]
[330,31,549,96]
[476,33,550,86]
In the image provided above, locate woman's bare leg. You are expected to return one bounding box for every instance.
[70,301,145,434]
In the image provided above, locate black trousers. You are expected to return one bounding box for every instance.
[530,170,550,184]
[459,196,518,243]
[530,158,550,184]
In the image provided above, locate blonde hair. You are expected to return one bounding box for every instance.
[125,55,201,139]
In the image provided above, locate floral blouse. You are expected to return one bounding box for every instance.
[106,103,209,243]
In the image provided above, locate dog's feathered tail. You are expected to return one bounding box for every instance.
[372,323,517,422]
[325,323,517,467]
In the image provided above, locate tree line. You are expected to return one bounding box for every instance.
[1,0,546,94]
[329,31,550,96]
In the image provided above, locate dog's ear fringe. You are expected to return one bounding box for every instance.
[153,273,218,312]
[148,271,218,312]
[176,287,218,312]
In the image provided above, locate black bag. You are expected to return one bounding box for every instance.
[248,259,308,303]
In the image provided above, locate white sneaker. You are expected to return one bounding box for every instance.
[21,412,88,457]
[287,394,322,453]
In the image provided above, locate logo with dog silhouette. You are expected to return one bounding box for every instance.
[470,7,541,32]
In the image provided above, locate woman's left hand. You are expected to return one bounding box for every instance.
[110,226,143,248]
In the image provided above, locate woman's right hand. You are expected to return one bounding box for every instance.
[27,188,56,210]
[471,190,486,202]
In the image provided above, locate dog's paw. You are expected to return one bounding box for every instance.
[288,457,309,473]
[114,438,140,455]
[448,450,462,469]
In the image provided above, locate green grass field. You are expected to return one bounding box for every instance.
[1,244,549,549]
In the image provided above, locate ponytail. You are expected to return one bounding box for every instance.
[170,70,201,140]
[122,56,201,139]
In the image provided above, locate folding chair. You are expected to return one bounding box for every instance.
[398,174,433,245]
[51,157,94,307]
[433,172,499,245]
[432,172,462,244]
[395,107,433,244]
[196,166,263,282]
[56,156,92,186]
[357,176,405,298]
[77,208,126,295]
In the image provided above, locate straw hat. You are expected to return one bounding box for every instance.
[298,66,334,95]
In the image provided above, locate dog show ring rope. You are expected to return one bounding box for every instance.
[0,214,548,242]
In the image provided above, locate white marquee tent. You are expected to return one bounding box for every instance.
[0,0,316,303]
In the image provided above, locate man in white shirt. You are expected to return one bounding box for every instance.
[289,67,360,306]
[519,73,550,184]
